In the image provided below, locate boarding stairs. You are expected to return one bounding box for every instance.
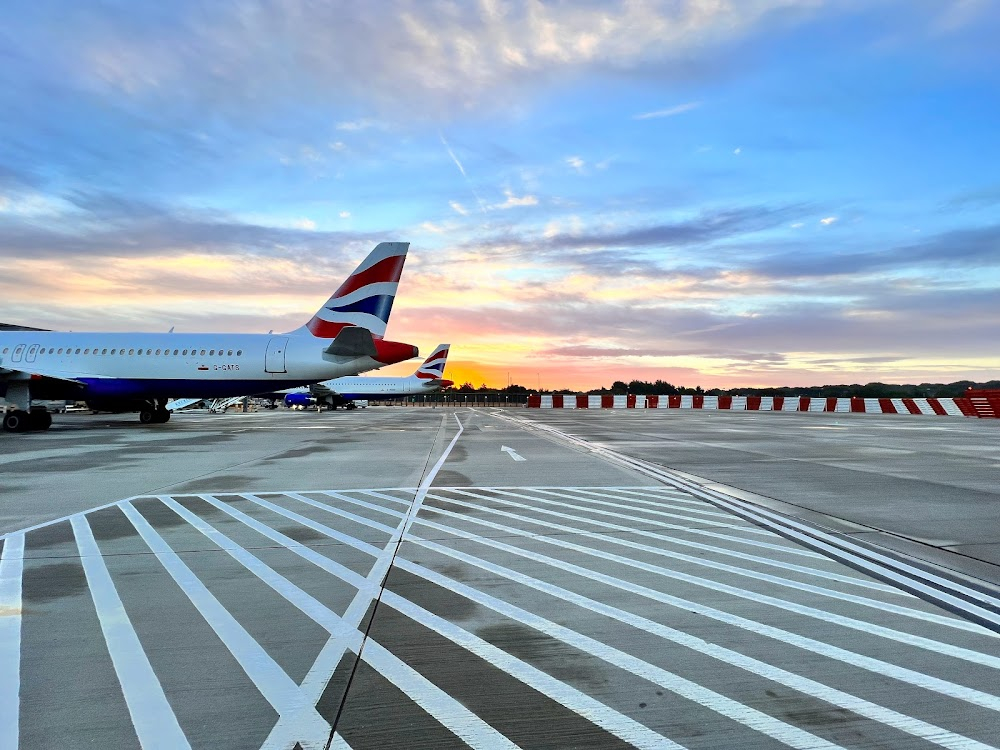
[166,398,204,412]
[209,396,246,413]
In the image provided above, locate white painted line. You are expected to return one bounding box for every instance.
[427,491,980,634]
[294,533,399,704]
[538,486,744,522]
[392,563,838,749]
[362,487,898,599]
[400,413,465,539]
[118,501,332,745]
[401,512,1000,709]
[688,490,1000,630]
[0,534,25,750]
[164,498,512,750]
[158,497,407,750]
[267,414,468,747]
[189,492,397,746]
[599,486,716,508]
[492,412,1000,632]
[532,489,899,593]
[268,489,1000,705]
[450,487,823,559]
[71,515,191,750]
[321,490,406,519]
[277,493,398,541]
[392,535,998,749]
[422,492,1000,667]
[381,593,685,750]
[500,445,526,461]
[360,639,520,749]
[479,486,826,554]
[197,494,376,580]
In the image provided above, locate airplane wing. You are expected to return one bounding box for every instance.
[0,366,88,385]
[0,323,51,332]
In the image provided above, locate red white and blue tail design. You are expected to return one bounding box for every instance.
[415,344,451,386]
[296,242,409,339]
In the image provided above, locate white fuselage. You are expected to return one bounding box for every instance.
[281,374,445,402]
[0,331,402,404]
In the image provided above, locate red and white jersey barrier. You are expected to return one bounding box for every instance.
[527,394,986,416]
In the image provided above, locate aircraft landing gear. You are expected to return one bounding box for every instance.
[139,402,171,425]
[30,409,53,430]
[3,410,29,433]
[2,408,52,432]
[2,381,51,432]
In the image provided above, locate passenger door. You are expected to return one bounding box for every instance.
[265,337,288,373]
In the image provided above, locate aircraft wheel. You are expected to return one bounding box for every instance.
[346,403,357,410]
[3,411,30,433]
[29,410,53,431]
[155,408,171,423]
[139,409,156,425]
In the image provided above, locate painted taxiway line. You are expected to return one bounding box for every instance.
[493,410,1000,634]
[0,533,24,750]
[10,485,1000,750]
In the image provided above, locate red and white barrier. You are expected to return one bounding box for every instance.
[528,394,975,416]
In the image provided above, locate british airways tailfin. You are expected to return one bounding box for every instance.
[290,241,409,339]
[415,344,452,387]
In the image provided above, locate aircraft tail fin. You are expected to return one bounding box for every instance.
[415,344,451,385]
[291,241,409,339]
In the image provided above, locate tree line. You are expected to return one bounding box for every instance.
[446,379,1000,398]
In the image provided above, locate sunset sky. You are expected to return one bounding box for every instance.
[1,1,998,390]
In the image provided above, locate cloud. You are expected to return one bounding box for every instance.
[0,189,377,262]
[492,189,538,210]
[449,201,468,216]
[335,118,383,131]
[339,211,351,219]
[733,147,742,155]
[944,184,1000,209]
[536,345,787,363]
[633,101,702,120]
[744,223,1000,280]
[566,156,585,173]
[15,1,828,121]
[820,216,837,225]
[542,204,805,253]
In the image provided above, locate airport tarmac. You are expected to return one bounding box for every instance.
[1,407,999,749]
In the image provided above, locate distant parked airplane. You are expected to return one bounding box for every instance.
[0,242,418,432]
[282,344,453,409]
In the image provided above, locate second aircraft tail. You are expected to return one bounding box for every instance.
[415,344,452,387]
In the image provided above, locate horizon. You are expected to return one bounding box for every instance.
[2,2,999,391]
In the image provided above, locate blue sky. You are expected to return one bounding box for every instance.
[1,0,998,389]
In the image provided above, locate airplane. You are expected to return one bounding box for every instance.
[0,242,419,432]
[281,344,453,409]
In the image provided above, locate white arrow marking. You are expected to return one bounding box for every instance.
[501,445,526,461]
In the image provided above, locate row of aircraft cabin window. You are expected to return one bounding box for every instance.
[2,347,244,357]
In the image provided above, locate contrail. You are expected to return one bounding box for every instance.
[439,131,488,215]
